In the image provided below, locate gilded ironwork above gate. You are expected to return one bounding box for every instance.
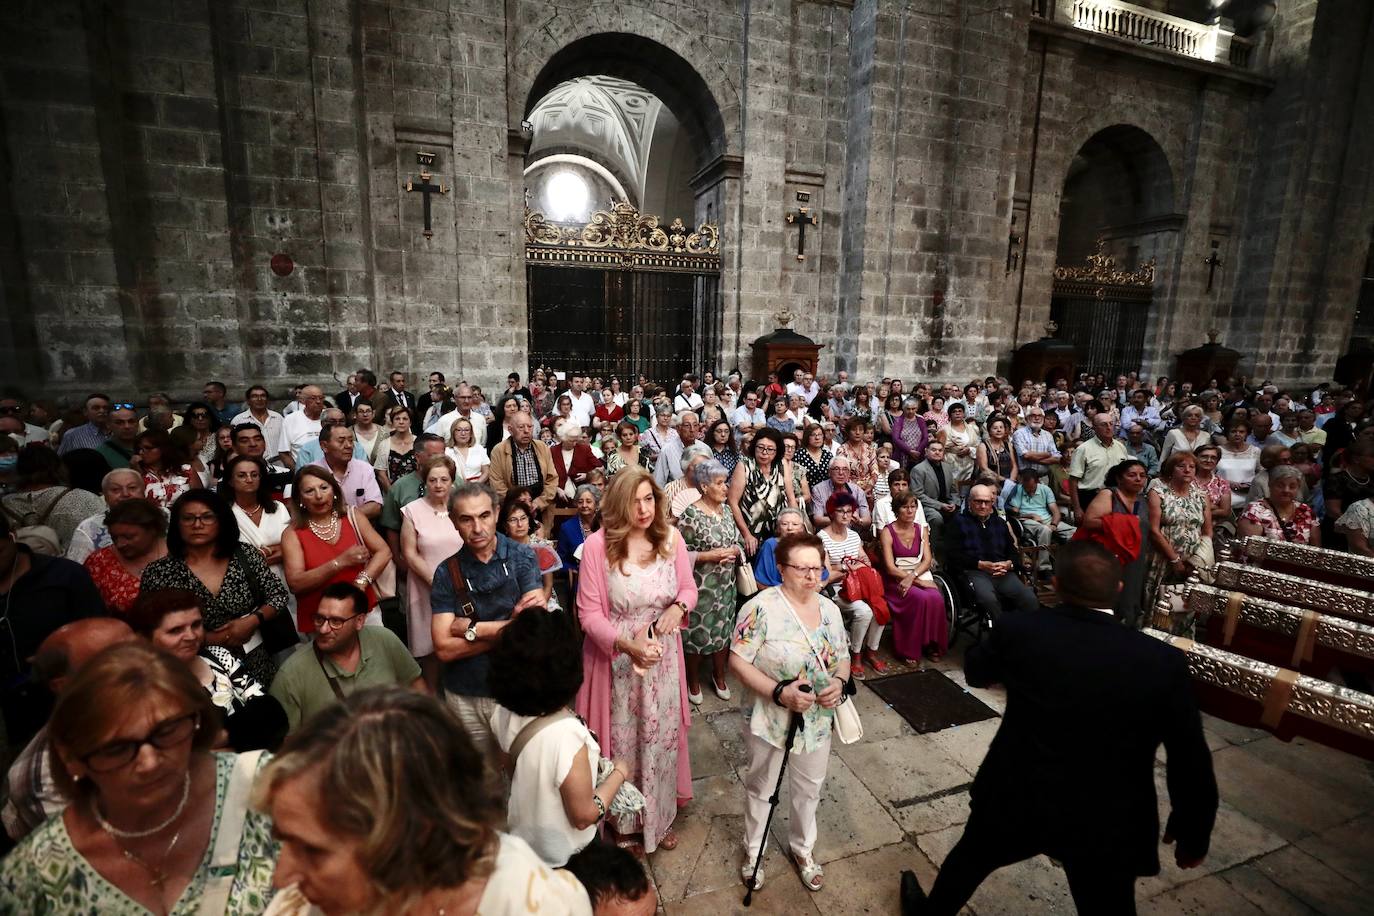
[524,202,721,273]
[1052,238,1156,301]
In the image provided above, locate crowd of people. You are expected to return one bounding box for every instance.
[0,361,1362,911]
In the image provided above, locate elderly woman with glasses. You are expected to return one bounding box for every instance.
[640,401,677,466]
[0,642,278,913]
[730,532,851,894]
[678,459,744,705]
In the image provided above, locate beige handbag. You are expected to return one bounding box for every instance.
[780,593,863,744]
[736,557,759,596]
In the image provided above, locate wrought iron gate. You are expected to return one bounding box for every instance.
[1049,240,1155,377]
[524,202,721,382]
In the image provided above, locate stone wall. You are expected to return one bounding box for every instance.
[0,0,1369,402]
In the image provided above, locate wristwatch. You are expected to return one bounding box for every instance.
[463,617,479,642]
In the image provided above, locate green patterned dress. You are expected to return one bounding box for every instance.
[0,753,279,915]
[678,501,743,654]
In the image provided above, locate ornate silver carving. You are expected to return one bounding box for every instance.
[1144,629,1374,740]
[1182,583,1374,661]
[1233,536,1374,586]
[1212,562,1374,624]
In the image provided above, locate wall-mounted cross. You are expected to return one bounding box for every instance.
[404,151,449,239]
[786,206,818,261]
[1203,240,1223,292]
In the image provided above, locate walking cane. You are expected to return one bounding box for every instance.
[743,683,811,906]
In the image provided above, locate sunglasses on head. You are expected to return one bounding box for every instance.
[112,402,135,410]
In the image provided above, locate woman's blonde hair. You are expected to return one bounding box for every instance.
[448,417,474,445]
[48,642,220,802]
[253,687,500,904]
[601,466,673,573]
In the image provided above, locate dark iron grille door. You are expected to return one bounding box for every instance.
[528,266,719,383]
[527,267,613,376]
[1050,294,1149,376]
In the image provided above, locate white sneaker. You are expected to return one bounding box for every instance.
[741,860,764,891]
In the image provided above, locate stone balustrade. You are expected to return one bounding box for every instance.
[1034,0,1249,69]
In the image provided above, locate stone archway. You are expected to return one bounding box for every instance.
[1047,123,1182,378]
[513,30,739,381]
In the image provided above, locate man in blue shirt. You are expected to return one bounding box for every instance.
[430,483,544,768]
[1118,389,1163,439]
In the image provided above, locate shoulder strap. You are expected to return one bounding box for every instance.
[506,708,576,774]
[198,750,264,916]
[35,488,74,526]
[312,642,346,701]
[444,555,476,617]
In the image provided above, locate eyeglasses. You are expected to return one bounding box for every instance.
[82,713,199,773]
[181,513,218,526]
[189,412,210,419]
[111,402,135,410]
[313,610,365,631]
[784,564,824,577]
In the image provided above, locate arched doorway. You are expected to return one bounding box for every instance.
[520,35,728,382]
[1051,125,1176,376]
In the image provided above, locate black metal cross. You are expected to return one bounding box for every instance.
[1203,241,1223,292]
[404,152,448,239]
[786,206,818,261]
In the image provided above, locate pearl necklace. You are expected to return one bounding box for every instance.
[309,513,340,541]
[92,772,191,839]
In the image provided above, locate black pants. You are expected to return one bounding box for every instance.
[925,812,1138,916]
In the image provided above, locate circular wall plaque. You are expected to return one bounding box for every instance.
[270,253,294,276]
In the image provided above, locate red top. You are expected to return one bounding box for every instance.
[295,522,377,632]
[594,403,624,426]
[85,546,142,615]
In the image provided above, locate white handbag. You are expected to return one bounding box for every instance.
[780,593,863,745]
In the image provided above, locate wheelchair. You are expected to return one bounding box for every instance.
[930,516,1046,649]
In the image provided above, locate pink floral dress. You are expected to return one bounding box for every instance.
[606,552,685,850]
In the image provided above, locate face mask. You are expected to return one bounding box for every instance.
[0,454,15,473]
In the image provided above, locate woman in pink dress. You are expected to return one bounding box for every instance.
[877,491,948,662]
[400,454,463,689]
[574,467,698,854]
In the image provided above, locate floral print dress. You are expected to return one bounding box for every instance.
[0,753,279,915]
[731,587,849,752]
[1145,479,1209,607]
[678,503,742,654]
[1241,500,1316,544]
[606,552,685,850]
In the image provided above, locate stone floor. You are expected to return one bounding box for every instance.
[643,641,1374,915]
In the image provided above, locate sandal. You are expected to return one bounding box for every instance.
[793,852,824,891]
[851,655,865,680]
[658,829,679,851]
[863,653,889,674]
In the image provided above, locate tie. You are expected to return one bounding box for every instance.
[932,462,948,502]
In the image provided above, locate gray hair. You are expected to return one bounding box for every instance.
[654,402,673,416]
[676,411,700,425]
[902,397,921,410]
[680,442,712,474]
[775,507,808,531]
[573,483,601,506]
[556,422,583,443]
[101,467,142,492]
[1269,464,1304,485]
[690,459,730,488]
[447,482,497,513]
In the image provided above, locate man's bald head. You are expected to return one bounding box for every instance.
[32,618,137,693]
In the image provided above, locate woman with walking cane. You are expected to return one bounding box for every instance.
[730,532,852,895]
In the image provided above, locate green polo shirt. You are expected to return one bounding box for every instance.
[269,627,421,731]
[379,472,424,532]
[95,440,134,470]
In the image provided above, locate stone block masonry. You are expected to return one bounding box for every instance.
[0,0,1369,402]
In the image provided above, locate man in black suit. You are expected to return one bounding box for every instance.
[901,541,1217,916]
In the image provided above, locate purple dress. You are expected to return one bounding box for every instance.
[881,522,949,659]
